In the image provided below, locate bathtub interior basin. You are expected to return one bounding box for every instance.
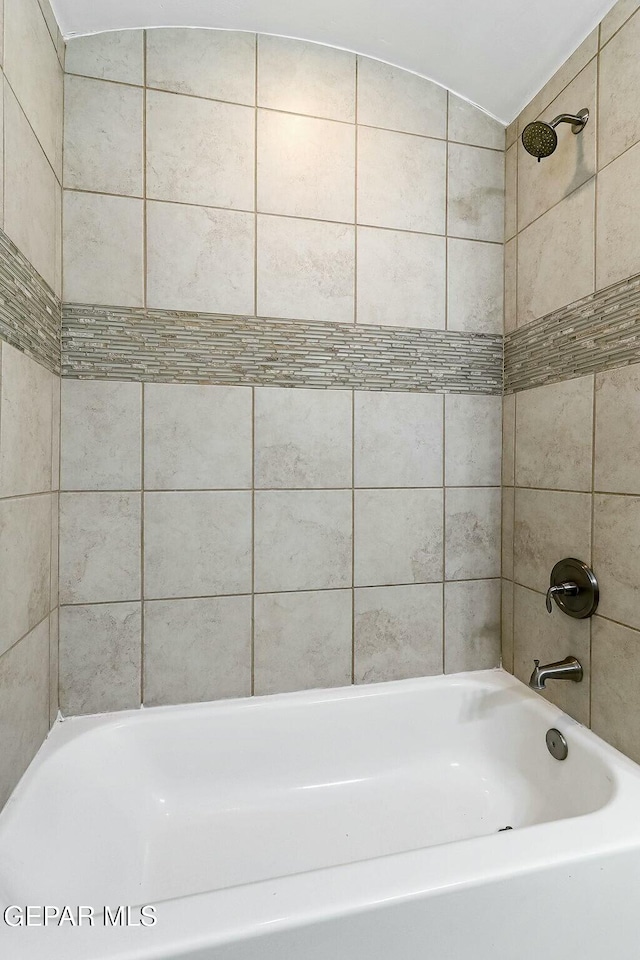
[0,669,619,910]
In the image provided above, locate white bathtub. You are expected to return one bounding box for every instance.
[2,668,640,959]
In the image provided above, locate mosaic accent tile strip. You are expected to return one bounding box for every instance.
[505,273,640,393]
[0,230,61,374]
[62,304,503,394]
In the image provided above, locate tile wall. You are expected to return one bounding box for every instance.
[503,0,640,764]
[0,0,64,807]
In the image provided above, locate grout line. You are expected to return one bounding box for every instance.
[3,71,61,188]
[599,4,640,52]
[351,388,356,683]
[142,30,148,309]
[250,384,256,695]
[441,392,447,671]
[140,381,145,706]
[59,483,504,495]
[0,610,52,666]
[253,34,258,319]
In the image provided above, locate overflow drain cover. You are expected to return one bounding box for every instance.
[546,728,568,761]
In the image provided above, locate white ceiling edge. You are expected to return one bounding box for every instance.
[49,0,619,123]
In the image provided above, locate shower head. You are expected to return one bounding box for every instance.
[521,108,589,161]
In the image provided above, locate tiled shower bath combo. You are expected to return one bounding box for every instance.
[3,0,640,956]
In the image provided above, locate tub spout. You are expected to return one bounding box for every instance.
[529,656,583,690]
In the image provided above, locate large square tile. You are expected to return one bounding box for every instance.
[64,76,144,196]
[504,237,517,332]
[354,583,443,683]
[65,30,144,85]
[0,344,53,497]
[59,602,141,715]
[593,494,640,630]
[502,486,514,580]
[357,57,446,138]
[147,201,254,314]
[447,238,503,334]
[595,364,640,493]
[254,490,352,592]
[63,192,144,306]
[448,95,503,150]
[504,144,517,241]
[355,488,443,586]
[599,12,640,169]
[357,126,446,233]
[144,596,251,705]
[513,488,592,593]
[257,110,355,222]
[444,395,502,486]
[144,491,252,599]
[146,29,255,104]
[258,36,355,121]
[501,579,514,673]
[502,394,515,485]
[254,590,352,694]
[518,179,594,324]
[144,383,252,489]
[354,391,443,488]
[147,90,254,210]
[597,141,640,289]
[515,377,594,491]
[445,487,501,580]
[592,616,640,764]
[255,387,352,488]
[257,215,354,323]
[61,380,142,491]
[447,144,504,242]
[601,0,640,46]
[356,227,445,328]
[0,495,51,656]
[444,579,501,673]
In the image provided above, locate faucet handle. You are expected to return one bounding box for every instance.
[546,581,579,614]
[545,588,553,614]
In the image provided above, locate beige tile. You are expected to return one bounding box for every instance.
[506,120,517,150]
[51,374,60,493]
[518,30,598,133]
[147,201,254,314]
[50,493,58,611]
[504,143,517,241]
[255,387,352,489]
[0,618,49,808]
[518,60,596,230]
[63,191,144,306]
[257,215,354,323]
[65,30,144,85]
[144,491,252,599]
[0,344,53,497]
[64,76,143,196]
[254,590,352,695]
[448,95,504,149]
[601,0,640,48]
[0,495,51,656]
[597,140,640,289]
[61,380,142,491]
[37,0,63,65]
[515,376,594,491]
[255,490,352,592]
[59,493,141,604]
[593,494,640,629]
[59,602,141,715]
[144,383,252,490]
[445,487,501,580]
[357,126,446,233]
[447,144,504,242]
[147,28,255,104]
[354,583,443,683]
[357,57,446,138]
[513,488,592,593]
[49,609,58,725]
[502,486,514,580]
[592,616,640,763]
[599,13,640,169]
[354,391,443,488]
[4,84,58,291]
[257,110,354,222]
[502,393,515,485]
[501,579,514,673]
[595,364,640,493]
[444,578,501,673]
[4,0,62,175]
[447,238,503,334]
[445,394,502,486]
[144,596,251,705]
[513,584,590,725]
[258,36,355,121]
[504,237,517,333]
[357,227,445,328]
[147,91,254,210]
[355,488,443,586]
[517,179,594,325]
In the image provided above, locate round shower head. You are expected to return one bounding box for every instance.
[521,121,558,160]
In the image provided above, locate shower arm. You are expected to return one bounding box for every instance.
[550,111,589,133]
